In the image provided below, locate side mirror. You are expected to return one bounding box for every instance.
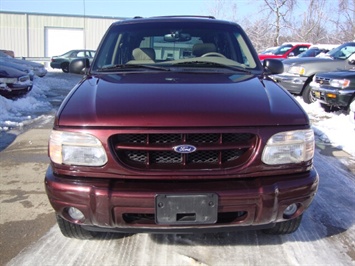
[348,53,355,65]
[288,52,295,57]
[263,59,284,75]
[69,58,90,74]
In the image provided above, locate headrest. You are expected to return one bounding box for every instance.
[192,43,217,57]
[132,48,156,60]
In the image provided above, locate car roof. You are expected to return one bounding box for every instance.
[111,16,238,27]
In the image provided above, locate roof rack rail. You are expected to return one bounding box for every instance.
[133,15,216,19]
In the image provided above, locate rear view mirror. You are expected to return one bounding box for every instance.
[164,32,191,42]
[348,53,355,65]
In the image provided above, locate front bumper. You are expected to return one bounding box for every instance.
[310,84,355,108]
[45,166,319,233]
[0,83,33,97]
[273,74,308,94]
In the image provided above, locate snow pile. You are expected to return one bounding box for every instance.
[297,98,355,156]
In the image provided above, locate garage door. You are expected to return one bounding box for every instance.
[45,27,84,58]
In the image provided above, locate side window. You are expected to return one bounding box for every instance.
[77,51,86,57]
[234,33,256,68]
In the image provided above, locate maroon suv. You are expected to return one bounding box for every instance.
[45,16,319,239]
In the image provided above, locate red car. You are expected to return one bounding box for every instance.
[259,43,312,61]
[45,16,318,239]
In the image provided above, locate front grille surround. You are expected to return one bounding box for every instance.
[315,76,331,85]
[110,133,257,171]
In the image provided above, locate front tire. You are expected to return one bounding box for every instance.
[262,215,303,235]
[56,215,98,239]
[302,83,316,104]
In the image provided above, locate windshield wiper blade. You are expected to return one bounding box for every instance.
[97,64,170,72]
[173,61,252,73]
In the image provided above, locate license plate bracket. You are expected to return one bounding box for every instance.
[155,193,218,225]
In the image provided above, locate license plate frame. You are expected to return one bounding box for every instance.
[155,193,218,225]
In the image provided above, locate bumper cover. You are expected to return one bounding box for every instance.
[311,84,355,108]
[45,166,319,233]
[273,74,308,94]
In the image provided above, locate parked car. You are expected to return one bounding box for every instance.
[0,51,47,77]
[0,49,15,57]
[45,16,318,239]
[295,44,339,58]
[0,65,32,97]
[258,42,312,61]
[50,49,96,73]
[310,67,355,113]
[273,42,355,103]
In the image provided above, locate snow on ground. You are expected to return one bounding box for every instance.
[297,98,355,156]
[0,71,354,156]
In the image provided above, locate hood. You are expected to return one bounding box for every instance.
[0,65,26,78]
[58,72,308,127]
[282,57,334,65]
[316,70,355,79]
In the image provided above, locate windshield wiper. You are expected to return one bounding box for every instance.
[97,64,170,72]
[173,61,252,73]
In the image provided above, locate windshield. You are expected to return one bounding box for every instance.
[272,44,292,55]
[92,20,259,72]
[328,42,355,59]
[298,48,320,57]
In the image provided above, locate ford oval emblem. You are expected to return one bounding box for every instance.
[173,144,197,154]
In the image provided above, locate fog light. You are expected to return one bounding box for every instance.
[326,93,337,99]
[284,203,298,216]
[68,207,85,220]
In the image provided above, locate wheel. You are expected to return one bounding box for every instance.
[56,215,98,239]
[262,215,303,235]
[201,52,226,58]
[302,83,316,104]
[61,62,69,73]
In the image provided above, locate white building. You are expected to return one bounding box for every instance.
[0,11,125,59]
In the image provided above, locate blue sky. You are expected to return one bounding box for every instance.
[0,0,217,18]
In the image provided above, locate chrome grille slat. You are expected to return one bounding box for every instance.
[112,133,256,170]
[315,76,331,85]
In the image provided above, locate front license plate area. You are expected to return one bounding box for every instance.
[155,194,218,225]
[314,91,321,99]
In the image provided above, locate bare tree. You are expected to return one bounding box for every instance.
[206,0,352,51]
[289,0,330,43]
[206,0,238,21]
[261,0,296,46]
[335,0,355,41]
[243,17,276,52]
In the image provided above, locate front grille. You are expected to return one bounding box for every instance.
[315,76,331,85]
[110,133,257,170]
[122,211,247,224]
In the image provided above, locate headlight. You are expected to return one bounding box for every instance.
[49,130,108,166]
[262,129,314,165]
[288,66,305,75]
[329,79,350,88]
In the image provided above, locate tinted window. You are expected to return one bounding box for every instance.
[92,21,259,70]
